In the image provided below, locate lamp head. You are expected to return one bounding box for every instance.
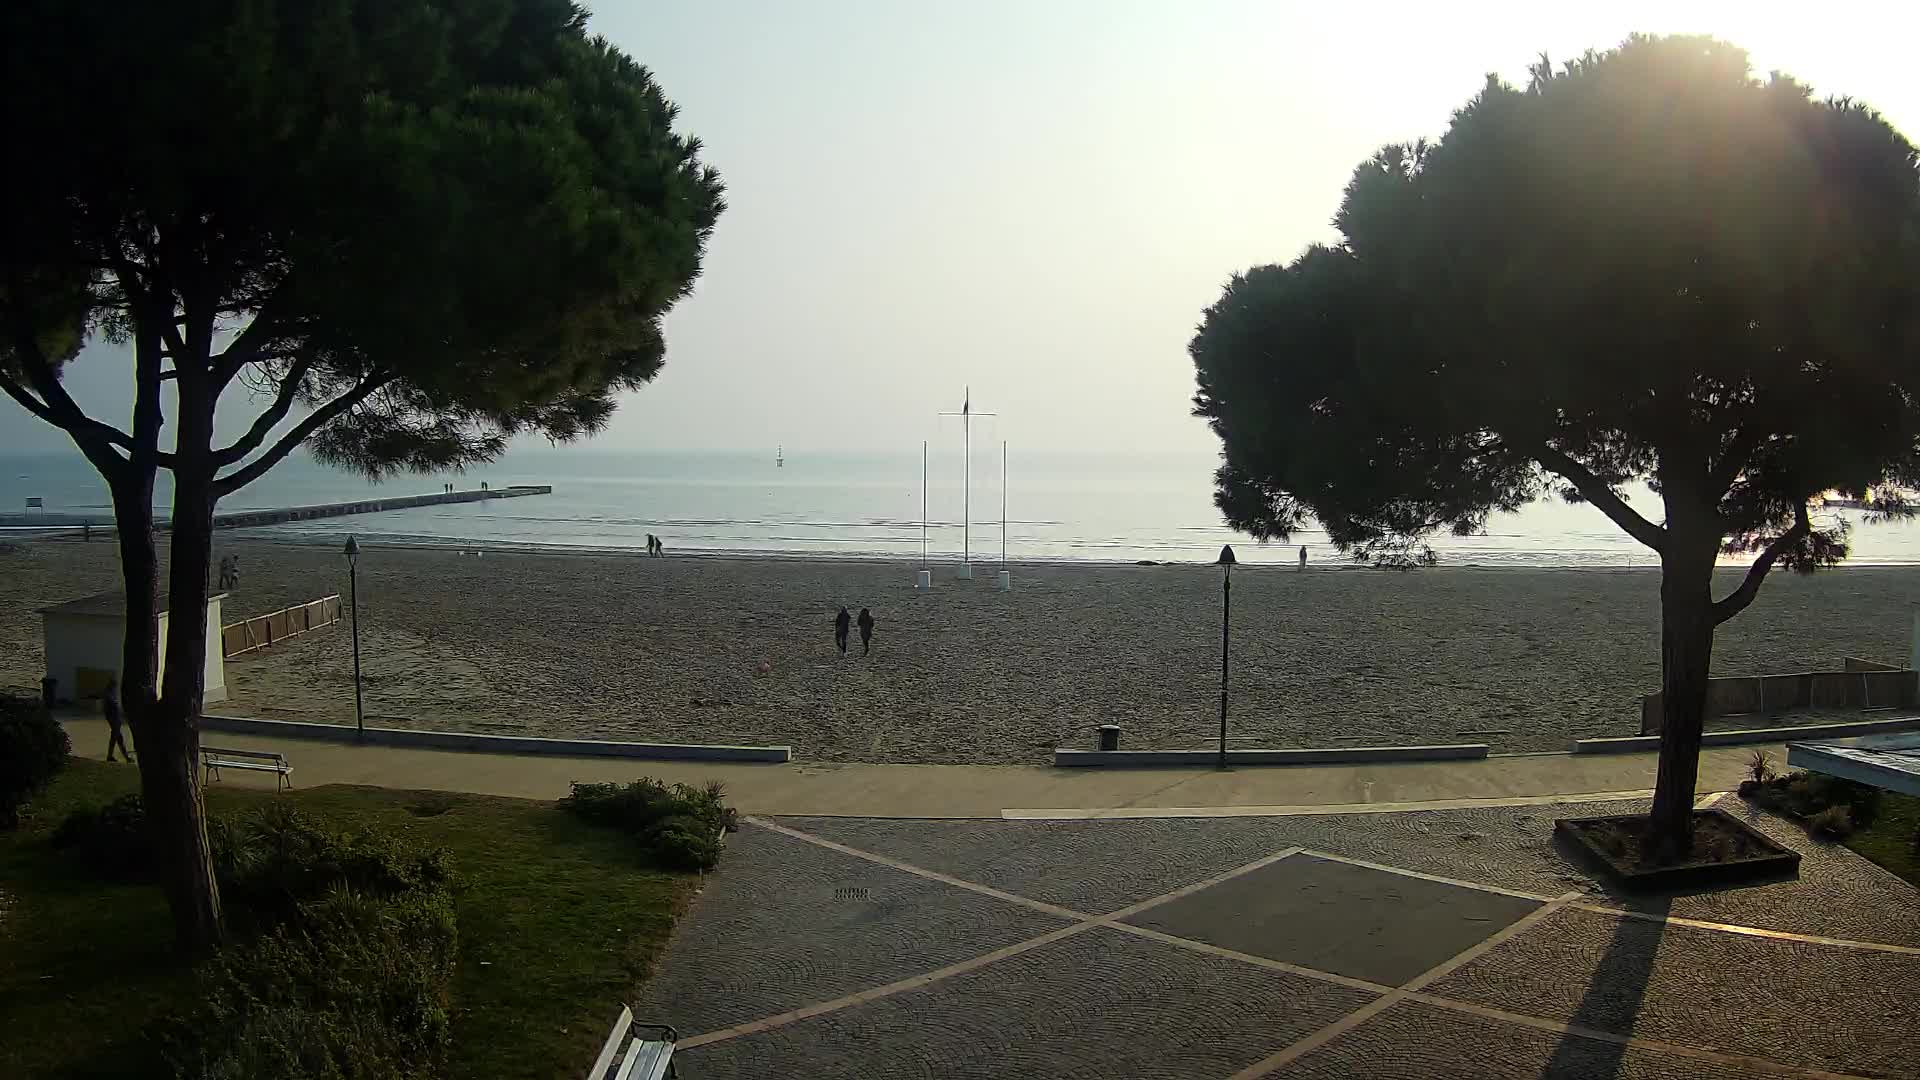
[344,535,360,560]
[1217,544,1237,566]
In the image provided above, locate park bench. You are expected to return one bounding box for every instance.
[200,746,293,792]
[588,1005,677,1080]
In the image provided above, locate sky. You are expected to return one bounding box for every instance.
[8,0,1920,459]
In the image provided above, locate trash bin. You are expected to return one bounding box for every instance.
[1097,724,1121,751]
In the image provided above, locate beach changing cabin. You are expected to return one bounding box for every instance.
[39,591,227,704]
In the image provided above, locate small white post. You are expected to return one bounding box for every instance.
[1909,604,1920,671]
[916,570,931,592]
[997,570,1011,591]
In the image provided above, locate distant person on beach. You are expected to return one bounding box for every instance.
[1298,545,1307,570]
[857,607,875,655]
[103,678,131,762]
[646,533,655,556]
[834,607,852,654]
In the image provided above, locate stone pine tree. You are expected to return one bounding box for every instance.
[1190,35,1920,859]
[0,0,724,948]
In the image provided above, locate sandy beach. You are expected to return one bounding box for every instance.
[3,537,1916,764]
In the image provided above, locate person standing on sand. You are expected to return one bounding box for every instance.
[857,607,875,655]
[834,607,852,654]
[1298,545,1307,570]
[103,677,131,762]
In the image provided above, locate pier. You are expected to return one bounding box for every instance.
[212,485,551,530]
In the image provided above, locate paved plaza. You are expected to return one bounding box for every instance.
[641,796,1920,1078]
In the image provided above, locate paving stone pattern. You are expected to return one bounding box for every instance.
[677,926,1377,1080]
[786,798,1920,947]
[1123,855,1541,986]
[641,807,1920,1077]
[1291,1000,1770,1080]
[635,824,1069,1033]
[1427,906,1920,1079]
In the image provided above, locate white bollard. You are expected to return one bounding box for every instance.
[1910,604,1920,670]
[997,570,1011,591]
[957,562,973,580]
[915,570,931,592]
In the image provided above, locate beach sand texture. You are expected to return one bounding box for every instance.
[2,539,1915,764]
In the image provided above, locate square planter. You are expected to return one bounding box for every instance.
[1555,808,1800,891]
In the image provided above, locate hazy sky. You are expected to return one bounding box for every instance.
[9,1,1918,458]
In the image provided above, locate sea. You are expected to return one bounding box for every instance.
[5,447,1920,568]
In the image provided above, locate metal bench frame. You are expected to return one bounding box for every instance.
[201,745,293,792]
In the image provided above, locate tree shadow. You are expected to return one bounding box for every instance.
[1541,889,1669,1078]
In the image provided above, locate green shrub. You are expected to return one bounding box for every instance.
[0,695,71,828]
[1746,749,1776,785]
[1809,804,1856,838]
[215,804,452,935]
[162,887,457,1080]
[560,778,732,870]
[1743,770,1883,829]
[53,794,151,878]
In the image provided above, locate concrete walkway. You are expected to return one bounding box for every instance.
[63,715,1777,817]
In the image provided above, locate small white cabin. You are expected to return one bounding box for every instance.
[39,591,227,704]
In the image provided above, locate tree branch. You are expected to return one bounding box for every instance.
[211,355,312,466]
[1706,426,1763,500]
[210,305,286,386]
[212,374,390,497]
[1531,442,1667,552]
[1712,502,1811,625]
[2,311,134,477]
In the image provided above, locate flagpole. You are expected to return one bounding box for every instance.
[921,440,928,567]
[1001,440,1007,567]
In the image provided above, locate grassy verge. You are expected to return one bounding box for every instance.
[1844,789,1920,887]
[0,759,698,1079]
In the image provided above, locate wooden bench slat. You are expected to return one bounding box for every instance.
[588,1006,632,1080]
[620,1042,672,1080]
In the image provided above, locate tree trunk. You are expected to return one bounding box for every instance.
[148,395,226,950]
[1647,528,1719,862]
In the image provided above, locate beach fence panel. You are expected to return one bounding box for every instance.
[222,594,342,658]
[1640,662,1919,734]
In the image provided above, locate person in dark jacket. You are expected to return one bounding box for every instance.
[834,607,852,654]
[103,677,131,762]
[857,608,875,655]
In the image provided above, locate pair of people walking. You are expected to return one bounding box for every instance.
[834,606,875,655]
[646,534,666,557]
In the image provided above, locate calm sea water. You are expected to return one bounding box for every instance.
[5,447,1920,567]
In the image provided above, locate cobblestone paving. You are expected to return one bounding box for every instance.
[639,805,1920,1078]
[634,824,1068,1033]
[1291,1001,1768,1080]
[1427,906,1920,1079]
[677,926,1375,1079]
[788,798,1920,946]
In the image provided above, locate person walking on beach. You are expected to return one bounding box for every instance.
[857,607,875,655]
[646,533,656,556]
[103,678,131,762]
[834,606,852,654]
[1298,545,1307,570]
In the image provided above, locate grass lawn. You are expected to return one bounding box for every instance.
[1846,789,1920,887]
[0,759,701,1079]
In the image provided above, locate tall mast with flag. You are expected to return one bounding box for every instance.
[940,386,994,576]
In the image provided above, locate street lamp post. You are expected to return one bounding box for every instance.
[344,535,365,741]
[1217,544,1236,769]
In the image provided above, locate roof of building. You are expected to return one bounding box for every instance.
[37,591,227,618]
[1787,732,1920,797]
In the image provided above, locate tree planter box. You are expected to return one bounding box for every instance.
[1555,809,1800,890]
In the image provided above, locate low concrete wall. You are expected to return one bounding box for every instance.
[1575,714,1920,754]
[201,713,790,763]
[1053,744,1490,768]
[1640,667,1917,735]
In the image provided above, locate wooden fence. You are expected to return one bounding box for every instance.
[1640,660,1919,735]
[222,595,342,658]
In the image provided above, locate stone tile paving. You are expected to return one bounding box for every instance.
[676,925,1376,1079]
[1123,854,1541,985]
[787,797,1920,947]
[1426,905,1920,1079]
[639,805,1920,1077]
[1291,1000,1768,1080]
[634,824,1069,1033]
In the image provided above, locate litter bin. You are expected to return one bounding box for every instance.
[1097,724,1121,751]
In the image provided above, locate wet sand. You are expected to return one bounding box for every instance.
[3,538,1915,763]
